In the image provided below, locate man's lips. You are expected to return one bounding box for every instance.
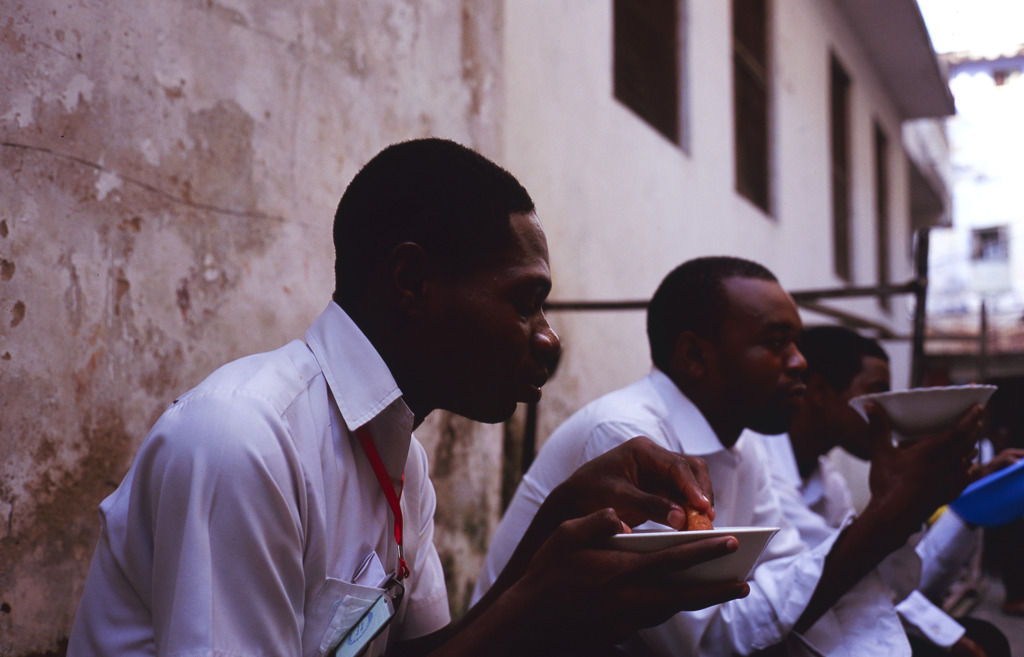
[520,374,549,402]
[520,384,542,404]
[784,383,807,402]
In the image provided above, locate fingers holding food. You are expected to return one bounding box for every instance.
[684,504,714,530]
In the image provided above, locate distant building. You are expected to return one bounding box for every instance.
[925,44,1024,381]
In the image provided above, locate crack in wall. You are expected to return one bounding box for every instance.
[0,141,290,224]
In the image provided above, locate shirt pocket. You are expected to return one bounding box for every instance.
[302,576,390,657]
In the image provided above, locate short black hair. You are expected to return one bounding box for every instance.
[799,325,889,393]
[647,256,777,372]
[332,138,535,308]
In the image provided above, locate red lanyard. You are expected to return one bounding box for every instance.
[355,425,411,580]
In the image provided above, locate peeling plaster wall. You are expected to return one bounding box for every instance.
[0,1,506,653]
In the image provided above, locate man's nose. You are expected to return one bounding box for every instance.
[787,345,807,373]
[534,318,561,364]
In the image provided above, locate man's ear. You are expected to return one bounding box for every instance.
[670,331,711,379]
[385,242,431,314]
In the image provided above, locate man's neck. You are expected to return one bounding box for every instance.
[709,421,742,450]
[673,376,740,449]
[343,300,434,425]
[691,406,742,450]
[787,415,830,480]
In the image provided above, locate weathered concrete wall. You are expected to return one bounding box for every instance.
[0,1,506,653]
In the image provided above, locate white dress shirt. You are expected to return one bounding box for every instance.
[759,432,967,651]
[69,302,450,657]
[475,369,855,657]
[917,510,980,602]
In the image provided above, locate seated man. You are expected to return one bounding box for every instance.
[758,325,1012,657]
[67,139,749,657]
[982,385,1024,617]
[474,256,981,656]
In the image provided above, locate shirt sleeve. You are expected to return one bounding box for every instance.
[125,391,309,657]
[916,509,979,602]
[896,591,966,648]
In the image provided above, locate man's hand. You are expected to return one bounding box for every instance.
[976,447,1024,479]
[864,402,982,543]
[796,403,983,632]
[950,635,988,657]
[511,508,748,652]
[455,436,746,656]
[546,436,716,530]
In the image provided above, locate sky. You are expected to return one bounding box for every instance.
[916,0,1024,54]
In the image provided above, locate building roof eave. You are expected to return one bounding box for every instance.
[909,156,951,229]
[833,0,956,120]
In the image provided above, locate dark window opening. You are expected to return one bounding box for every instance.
[874,123,891,310]
[992,68,1019,86]
[733,0,770,213]
[972,226,1009,262]
[614,0,680,143]
[830,55,851,281]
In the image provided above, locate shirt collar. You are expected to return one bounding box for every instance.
[801,455,835,507]
[760,430,802,486]
[649,367,727,457]
[305,301,412,434]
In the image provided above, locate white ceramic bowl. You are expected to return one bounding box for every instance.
[848,385,997,441]
[606,527,779,583]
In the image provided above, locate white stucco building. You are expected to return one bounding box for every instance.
[926,44,1024,381]
[499,0,956,447]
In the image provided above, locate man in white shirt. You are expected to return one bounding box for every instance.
[758,325,1011,657]
[474,256,983,656]
[68,139,750,657]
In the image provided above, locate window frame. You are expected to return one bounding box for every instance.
[613,0,684,145]
[874,122,890,310]
[830,54,852,281]
[732,0,772,214]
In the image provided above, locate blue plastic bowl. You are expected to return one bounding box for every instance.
[950,458,1024,527]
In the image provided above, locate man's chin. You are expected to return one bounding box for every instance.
[451,399,521,425]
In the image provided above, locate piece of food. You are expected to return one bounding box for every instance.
[684,503,714,530]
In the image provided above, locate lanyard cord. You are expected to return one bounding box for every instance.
[355,425,411,580]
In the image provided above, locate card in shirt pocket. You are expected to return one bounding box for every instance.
[303,575,394,657]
